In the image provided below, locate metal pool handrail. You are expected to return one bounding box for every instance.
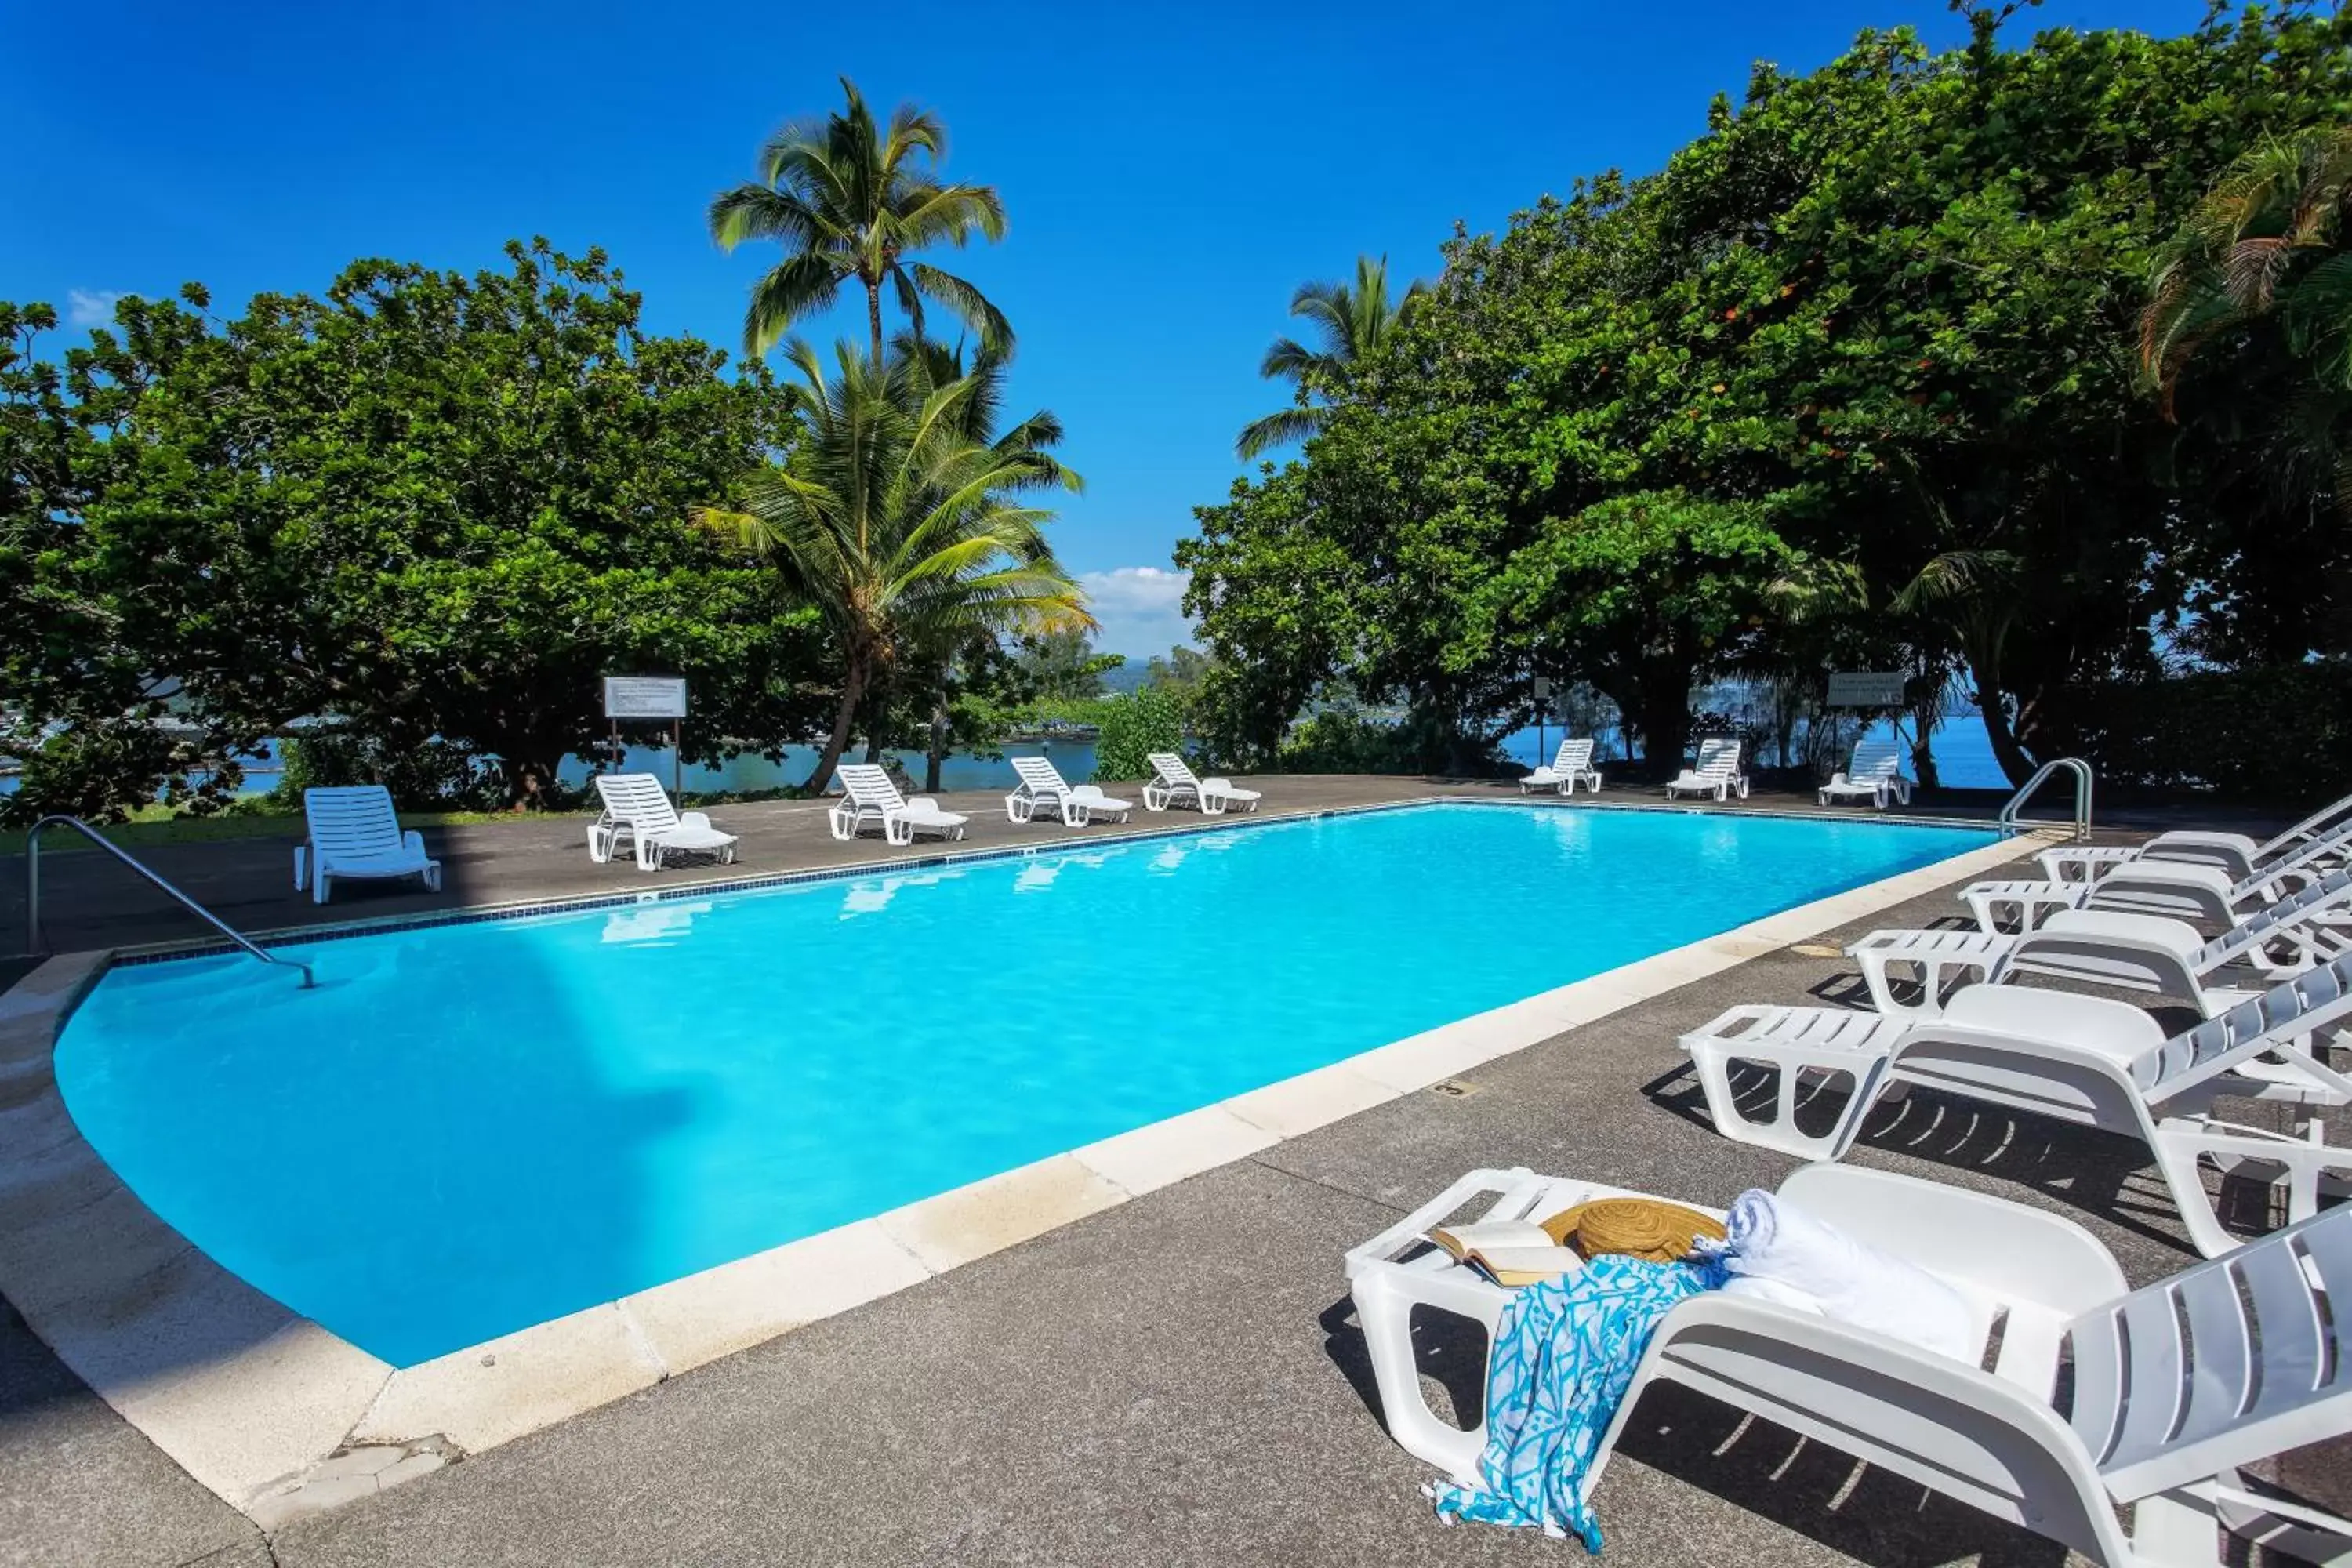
[1998,757,2093,843]
[23,815,315,988]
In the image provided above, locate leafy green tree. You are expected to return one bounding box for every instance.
[2143,123,2352,660]
[1183,6,2352,782]
[5,244,827,815]
[709,78,1009,364]
[1014,626,1123,701]
[1235,254,1425,459]
[695,339,1089,794]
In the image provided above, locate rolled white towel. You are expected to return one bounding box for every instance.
[1713,1189,1977,1365]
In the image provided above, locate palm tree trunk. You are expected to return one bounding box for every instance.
[924,692,949,792]
[866,280,885,366]
[806,660,867,796]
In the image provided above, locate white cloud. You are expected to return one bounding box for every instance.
[1079,565,1196,659]
[67,289,129,328]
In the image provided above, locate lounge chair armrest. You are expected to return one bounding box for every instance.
[677,811,714,831]
[1774,1165,2127,1314]
[401,829,426,855]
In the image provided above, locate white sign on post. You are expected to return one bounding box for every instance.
[1532,677,1556,701]
[602,676,688,720]
[1824,671,1907,709]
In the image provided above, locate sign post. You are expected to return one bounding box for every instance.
[601,676,690,797]
[1532,677,1556,766]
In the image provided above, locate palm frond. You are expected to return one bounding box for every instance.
[1236,406,1327,460]
[906,263,1012,355]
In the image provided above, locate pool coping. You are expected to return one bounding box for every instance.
[0,800,2056,1527]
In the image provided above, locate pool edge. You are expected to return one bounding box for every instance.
[0,821,2059,1526]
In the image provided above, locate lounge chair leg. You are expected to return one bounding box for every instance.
[2150,1116,2352,1258]
[1350,1273,1490,1486]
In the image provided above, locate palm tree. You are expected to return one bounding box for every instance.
[708,78,1010,365]
[695,339,1088,793]
[1235,254,1425,460]
[2143,125,2352,499]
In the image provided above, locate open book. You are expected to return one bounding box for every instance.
[1427,1220,1586,1287]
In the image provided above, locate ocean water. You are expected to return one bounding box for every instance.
[56,803,1992,1364]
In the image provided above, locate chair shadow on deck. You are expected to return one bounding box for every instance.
[1316,1294,2067,1568]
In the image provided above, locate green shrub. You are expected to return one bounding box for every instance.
[270,731,507,812]
[1091,687,1185,782]
[2044,664,2352,799]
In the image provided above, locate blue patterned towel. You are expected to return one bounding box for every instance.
[1430,1254,1726,1551]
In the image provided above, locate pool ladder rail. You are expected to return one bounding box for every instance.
[21,815,315,988]
[1997,757,2094,843]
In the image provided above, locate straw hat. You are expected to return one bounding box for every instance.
[1541,1196,1726,1264]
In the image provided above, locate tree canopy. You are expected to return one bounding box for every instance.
[1180,5,2352,783]
[2,241,832,815]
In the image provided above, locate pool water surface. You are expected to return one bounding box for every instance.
[55,803,1991,1363]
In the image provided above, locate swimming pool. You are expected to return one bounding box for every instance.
[55,803,1991,1365]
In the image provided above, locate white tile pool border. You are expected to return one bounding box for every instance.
[0,809,2058,1525]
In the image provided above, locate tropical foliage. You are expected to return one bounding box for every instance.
[3,243,829,818]
[709,78,1010,363]
[694,339,1088,794]
[1180,5,2352,786]
[1235,254,1425,459]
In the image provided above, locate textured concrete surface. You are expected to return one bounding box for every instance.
[0,1297,263,1568]
[5,802,2342,1566]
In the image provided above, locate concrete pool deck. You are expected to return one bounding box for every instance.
[2,781,2343,1566]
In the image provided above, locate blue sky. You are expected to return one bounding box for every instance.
[8,0,2210,655]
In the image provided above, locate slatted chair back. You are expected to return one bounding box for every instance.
[2073,1201,2352,1501]
[1011,756,1072,800]
[593,773,681,836]
[2138,953,2352,1098]
[2199,869,2352,969]
[1149,752,1202,789]
[1846,740,1904,782]
[304,786,406,858]
[836,764,909,813]
[1692,738,1743,783]
[1552,739,1594,775]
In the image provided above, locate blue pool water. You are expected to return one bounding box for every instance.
[55,804,1991,1365]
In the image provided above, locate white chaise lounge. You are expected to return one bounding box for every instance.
[1664,738,1748,801]
[1817,739,1912,809]
[296,786,441,905]
[1847,867,2352,1019]
[2135,787,2352,881]
[588,773,739,871]
[1677,956,2352,1255]
[1958,822,2352,936]
[1144,752,1261,815]
[1005,756,1132,826]
[829,763,969,846]
[1348,1161,2352,1567]
[1520,738,1602,796]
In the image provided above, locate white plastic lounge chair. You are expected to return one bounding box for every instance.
[1849,867,2352,1019]
[1143,752,1261,815]
[1004,756,1131,826]
[1347,1161,2352,1567]
[1958,829,2347,935]
[1817,739,1912,809]
[2136,787,2352,880]
[828,763,969,846]
[1519,739,1602,796]
[1664,737,1748,801]
[1679,957,2352,1255]
[2039,817,2352,888]
[588,773,739,871]
[295,786,441,905]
